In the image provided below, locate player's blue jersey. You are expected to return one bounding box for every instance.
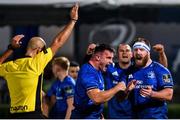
[71,63,104,119]
[128,61,173,119]
[47,76,75,118]
[105,63,134,119]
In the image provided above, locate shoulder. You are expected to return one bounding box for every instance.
[80,63,91,70]
[152,61,169,72]
[65,76,76,85]
[1,60,13,66]
[46,48,53,55]
[35,47,53,59]
[80,63,97,75]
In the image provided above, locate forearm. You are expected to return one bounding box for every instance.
[50,20,76,55]
[88,86,120,104]
[150,88,173,101]
[159,51,168,68]
[48,95,56,111]
[65,107,72,119]
[0,49,13,64]
[0,34,25,64]
[99,87,120,102]
[65,97,74,119]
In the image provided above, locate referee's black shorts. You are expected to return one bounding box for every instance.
[10,111,47,119]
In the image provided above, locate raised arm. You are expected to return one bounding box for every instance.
[0,34,24,64]
[50,3,79,56]
[153,44,168,68]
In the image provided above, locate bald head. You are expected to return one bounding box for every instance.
[27,37,46,51]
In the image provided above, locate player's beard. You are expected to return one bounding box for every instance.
[135,54,148,68]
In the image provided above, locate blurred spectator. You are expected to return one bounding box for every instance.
[47,57,75,119]
[68,61,80,81]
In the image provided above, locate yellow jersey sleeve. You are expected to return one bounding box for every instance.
[30,48,53,75]
[0,62,11,77]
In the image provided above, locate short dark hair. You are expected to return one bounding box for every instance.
[133,37,151,49]
[94,44,115,54]
[70,61,79,67]
[117,43,131,53]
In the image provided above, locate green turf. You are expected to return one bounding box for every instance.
[168,103,180,118]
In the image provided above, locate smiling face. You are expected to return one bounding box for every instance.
[118,44,132,64]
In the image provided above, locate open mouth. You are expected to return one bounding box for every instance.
[105,64,109,68]
[104,64,111,71]
[136,55,142,60]
[122,55,128,58]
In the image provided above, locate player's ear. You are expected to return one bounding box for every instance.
[95,55,100,61]
[97,56,100,61]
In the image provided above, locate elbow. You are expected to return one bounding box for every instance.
[166,95,173,101]
[92,98,103,105]
[91,96,105,105]
[166,89,173,101]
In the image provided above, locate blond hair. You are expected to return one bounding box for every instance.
[52,57,70,71]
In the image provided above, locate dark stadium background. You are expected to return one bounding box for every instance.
[0,1,180,118]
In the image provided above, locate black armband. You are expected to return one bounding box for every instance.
[7,44,15,51]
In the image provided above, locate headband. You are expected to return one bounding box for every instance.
[133,42,150,52]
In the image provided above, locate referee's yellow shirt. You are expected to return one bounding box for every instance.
[0,48,52,113]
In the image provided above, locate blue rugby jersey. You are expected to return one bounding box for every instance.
[71,63,104,119]
[105,63,134,119]
[128,61,173,119]
[47,76,75,118]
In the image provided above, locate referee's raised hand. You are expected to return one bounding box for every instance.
[70,3,79,22]
[11,34,24,49]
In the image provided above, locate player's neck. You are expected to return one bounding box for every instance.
[58,72,68,81]
[144,59,152,68]
[89,60,99,71]
[25,49,37,58]
[119,62,131,69]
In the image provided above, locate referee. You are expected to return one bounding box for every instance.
[0,3,78,119]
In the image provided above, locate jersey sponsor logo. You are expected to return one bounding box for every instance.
[10,105,28,112]
[56,96,63,100]
[135,80,153,89]
[136,80,143,84]
[128,74,133,79]
[112,71,119,76]
[163,74,171,83]
[135,84,153,89]
[147,71,155,79]
[64,86,73,94]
